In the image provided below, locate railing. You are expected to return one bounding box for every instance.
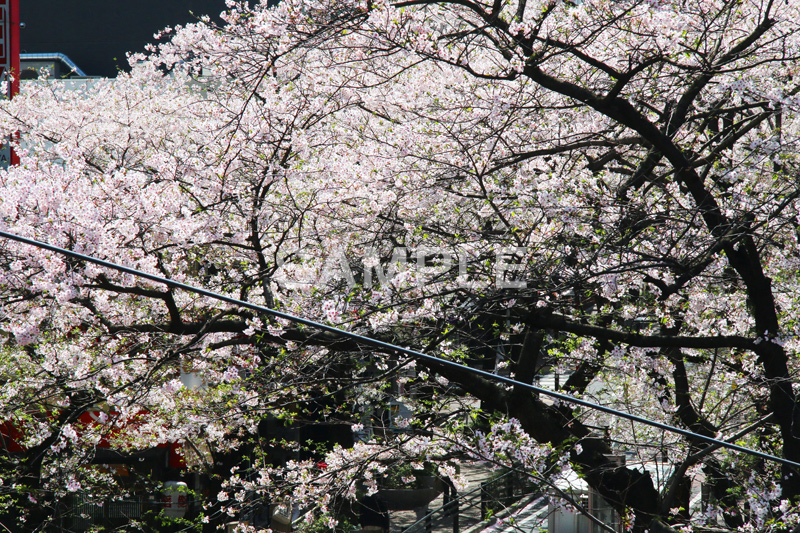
[20,53,89,77]
[400,470,539,533]
[72,494,146,529]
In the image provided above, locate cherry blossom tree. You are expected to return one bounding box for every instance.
[2,0,800,531]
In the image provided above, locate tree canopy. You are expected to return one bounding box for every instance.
[2,0,800,531]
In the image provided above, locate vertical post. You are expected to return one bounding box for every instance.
[480,481,487,519]
[443,477,459,533]
[505,473,513,508]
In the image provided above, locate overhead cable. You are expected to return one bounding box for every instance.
[0,229,798,469]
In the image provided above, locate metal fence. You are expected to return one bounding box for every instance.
[401,470,539,533]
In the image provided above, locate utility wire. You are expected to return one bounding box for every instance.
[1,229,798,469]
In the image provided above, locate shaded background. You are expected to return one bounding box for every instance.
[19,1,234,77]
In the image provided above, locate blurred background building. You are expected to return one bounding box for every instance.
[19,0,234,78]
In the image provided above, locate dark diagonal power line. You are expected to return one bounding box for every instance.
[0,229,798,469]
